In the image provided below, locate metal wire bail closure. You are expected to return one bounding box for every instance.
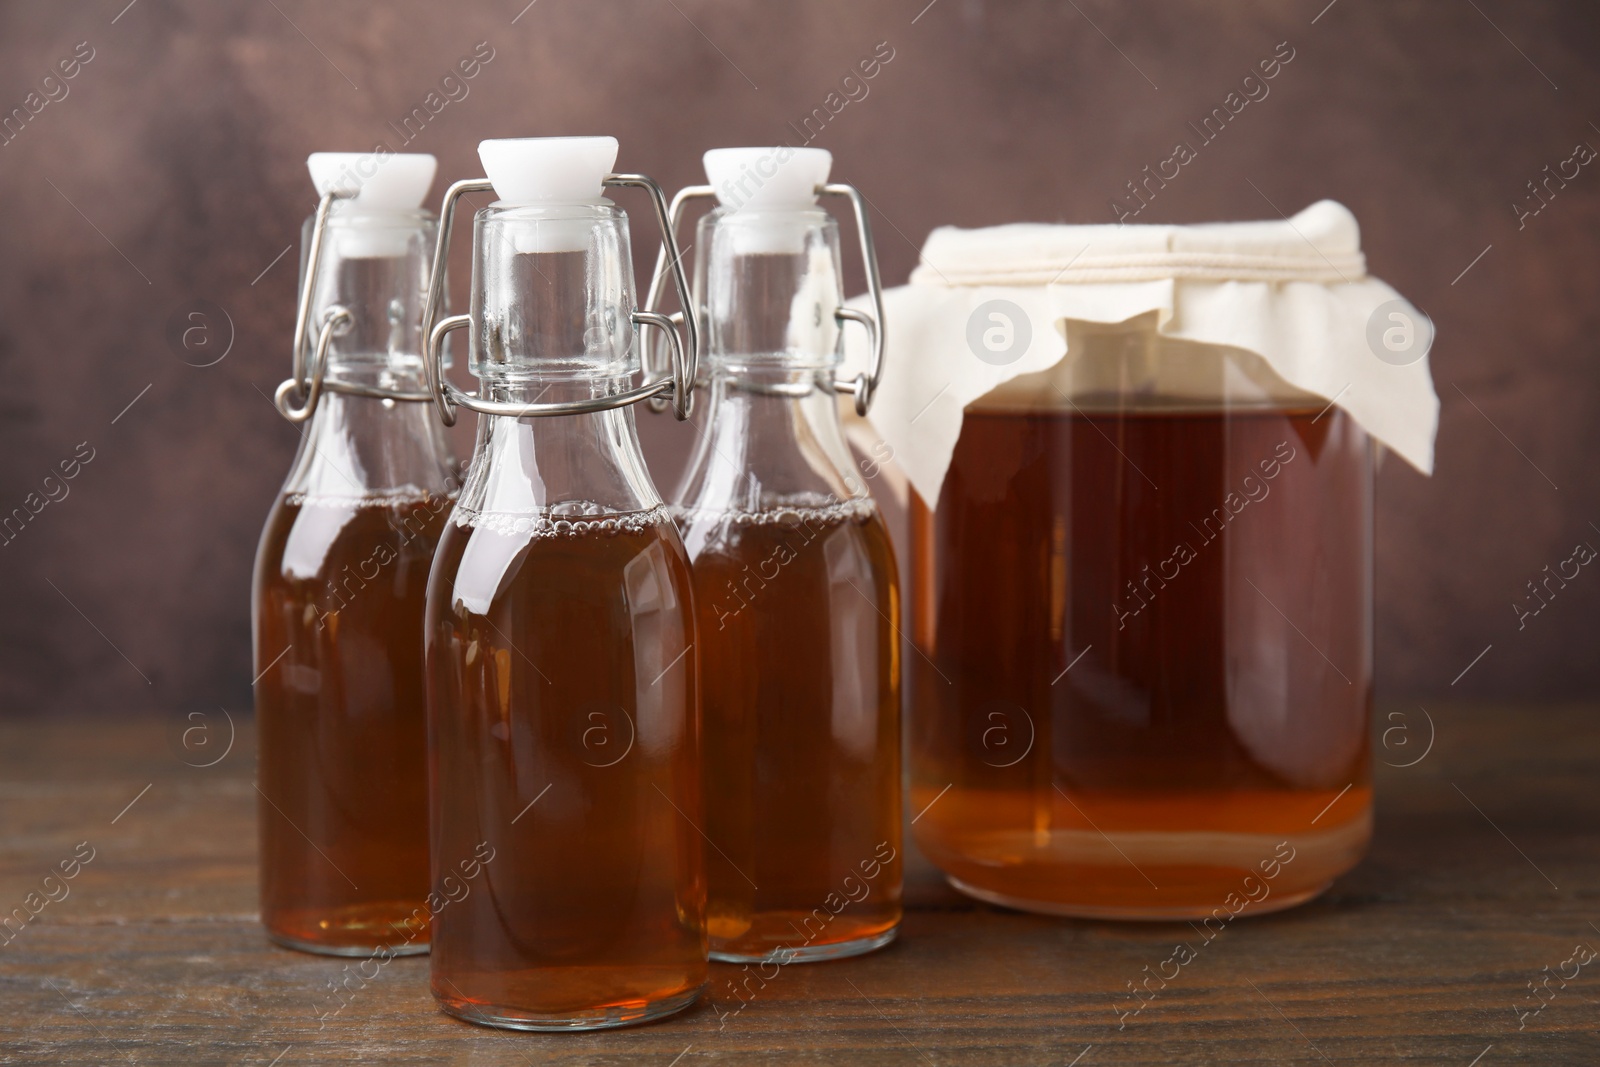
[643,181,888,417]
[272,189,434,423]
[420,174,700,427]
[273,305,351,423]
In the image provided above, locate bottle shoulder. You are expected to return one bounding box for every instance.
[672,381,866,514]
[255,490,452,586]
[453,407,666,519]
[278,394,459,500]
[429,503,694,620]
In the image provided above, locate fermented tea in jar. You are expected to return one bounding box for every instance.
[420,137,706,1028]
[842,202,1438,918]
[255,153,456,954]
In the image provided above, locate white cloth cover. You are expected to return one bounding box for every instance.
[841,200,1438,506]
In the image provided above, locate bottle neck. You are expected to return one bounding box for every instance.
[303,208,436,385]
[469,201,637,385]
[675,205,861,517]
[697,206,842,374]
[453,201,665,521]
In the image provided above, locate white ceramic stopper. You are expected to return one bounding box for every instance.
[307,152,436,210]
[478,137,619,254]
[306,152,435,257]
[703,147,832,254]
[479,136,618,204]
[704,147,831,212]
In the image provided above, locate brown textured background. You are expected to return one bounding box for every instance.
[0,0,1595,718]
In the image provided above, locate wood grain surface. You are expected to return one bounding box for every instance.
[1,704,1595,1065]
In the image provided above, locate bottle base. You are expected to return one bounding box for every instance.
[262,899,431,956]
[945,874,1332,920]
[710,925,898,965]
[265,929,430,958]
[436,981,705,1032]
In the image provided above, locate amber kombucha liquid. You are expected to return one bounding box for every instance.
[910,403,1372,918]
[254,490,450,953]
[679,498,902,962]
[424,506,706,1029]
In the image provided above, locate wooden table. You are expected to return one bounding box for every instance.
[1,704,1595,1065]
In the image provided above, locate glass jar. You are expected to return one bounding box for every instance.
[908,317,1373,917]
[255,152,456,954]
[420,137,706,1030]
[845,204,1439,920]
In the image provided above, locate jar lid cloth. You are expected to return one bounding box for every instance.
[841,200,1439,504]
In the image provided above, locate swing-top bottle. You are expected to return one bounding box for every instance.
[254,152,456,955]
[665,147,902,963]
[421,136,706,1030]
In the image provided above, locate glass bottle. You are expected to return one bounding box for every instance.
[910,318,1373,917]
[420,137,706,1030]
[254,152,456,955]
[666,148,901,963]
